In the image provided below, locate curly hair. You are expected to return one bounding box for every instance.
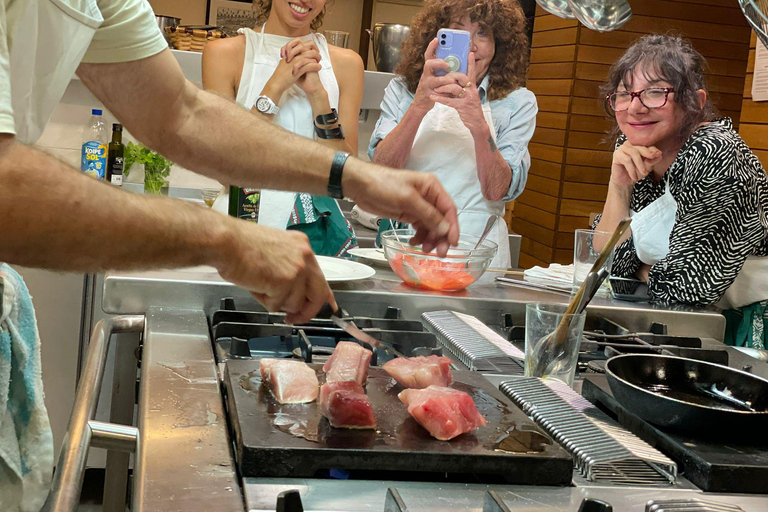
[395,0,529,102]
[253,0,333,31]
[600,34,718,142]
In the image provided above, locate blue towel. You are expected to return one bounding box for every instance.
[0,264,53,511]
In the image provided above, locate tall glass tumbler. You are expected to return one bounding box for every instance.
[524,303,587,387]
[573,229,614,289]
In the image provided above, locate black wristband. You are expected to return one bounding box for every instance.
[328,151,349,199]
[315,109,339,126]
[315,124,345,140]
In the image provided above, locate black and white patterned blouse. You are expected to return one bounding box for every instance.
[597,118,768,306]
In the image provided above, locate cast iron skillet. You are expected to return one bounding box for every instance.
[605,354,768,439]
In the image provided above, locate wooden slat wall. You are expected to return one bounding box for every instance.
[512,1,751,268]
[739,32,768,169]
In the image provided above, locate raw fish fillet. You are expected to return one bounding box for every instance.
[382,355,453,389]
[318,381,376,429]
[398,385,486,441]
[323,341,372,386]
[259,358,319,404]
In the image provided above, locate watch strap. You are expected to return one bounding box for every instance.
[328,151,349,199]
[315,109,339,126]
[315,124,345,140]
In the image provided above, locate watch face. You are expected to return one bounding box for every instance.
[256,97,271,113]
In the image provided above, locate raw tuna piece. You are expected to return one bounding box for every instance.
[398,385,486,441]
[318,381,376,429]
[382,355,453,389]
[323,341,372,386]
[259,358,319,404]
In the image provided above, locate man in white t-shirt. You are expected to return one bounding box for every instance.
[0,1,460,509]
[0,0,459,317]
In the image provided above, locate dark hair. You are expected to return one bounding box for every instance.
[254,0,333,31]
[600,34,718,142]
[396,0,529,101]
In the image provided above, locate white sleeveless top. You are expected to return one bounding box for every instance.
[215,25,342,229]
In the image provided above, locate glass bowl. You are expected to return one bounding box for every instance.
[380,229,498,291]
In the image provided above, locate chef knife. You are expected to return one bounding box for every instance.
[329,309,406,358]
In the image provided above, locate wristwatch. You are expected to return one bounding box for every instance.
[255,95,279,115]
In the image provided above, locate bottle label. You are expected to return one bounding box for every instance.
[237,188,260,222]
[110,175,123,186]
[81,141,107,180]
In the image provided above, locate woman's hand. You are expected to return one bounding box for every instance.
[429,54,487,133]
[611,140,663,187]
[282,39,325,97]
[412,38,463,115]
[263,38,322,99]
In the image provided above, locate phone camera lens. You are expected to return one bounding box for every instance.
[440,40,445,45]
[441,34,446,38]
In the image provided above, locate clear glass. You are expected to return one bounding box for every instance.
[573,229,614,289]
[524,303,586,387]
[324,30,350,48]
[201,187,221,207]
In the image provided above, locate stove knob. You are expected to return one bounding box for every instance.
[578,498,612,512]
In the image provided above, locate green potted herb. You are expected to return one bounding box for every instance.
[124,142,173,195]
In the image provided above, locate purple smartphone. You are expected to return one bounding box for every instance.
[434,28,471,77]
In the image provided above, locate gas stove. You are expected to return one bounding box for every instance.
[96,267,768,512]
[209,298,440,365]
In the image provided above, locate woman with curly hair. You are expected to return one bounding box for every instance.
[593,34,768,347]
[368,0,536,268]
[202,0,362,257]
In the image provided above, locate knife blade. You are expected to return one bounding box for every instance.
[330,313,406,359]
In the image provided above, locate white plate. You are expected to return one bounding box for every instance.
[346,247,389,267]
[316,255,376,282]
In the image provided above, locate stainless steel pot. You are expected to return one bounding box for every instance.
[155,15,181,46]
[366,23,411,73]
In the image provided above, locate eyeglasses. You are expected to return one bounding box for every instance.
[607,87,675,112]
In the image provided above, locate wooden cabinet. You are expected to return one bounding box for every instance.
[739,32,768,168]
[513,2,752,268]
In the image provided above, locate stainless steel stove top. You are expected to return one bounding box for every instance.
[96,268,768,512]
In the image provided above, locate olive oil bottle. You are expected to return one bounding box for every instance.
[106,123,124,186]
[228,186,260,222]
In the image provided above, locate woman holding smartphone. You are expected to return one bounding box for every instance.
[369,0,536,269]
[202,0,362,256]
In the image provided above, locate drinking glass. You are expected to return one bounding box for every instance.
[324,30,350,48]
[201,187,221,208]
[524,302,586,387]
[573,229,614,289]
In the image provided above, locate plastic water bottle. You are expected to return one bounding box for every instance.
[81,109,108,180]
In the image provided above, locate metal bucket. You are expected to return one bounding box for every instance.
[366,23,411,73]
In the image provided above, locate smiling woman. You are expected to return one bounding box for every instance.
[202,0,363,257]
[367,0,537,271]
[592,35,768,348]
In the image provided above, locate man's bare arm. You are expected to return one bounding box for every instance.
[0,136,333,323]
[77,50,459,254]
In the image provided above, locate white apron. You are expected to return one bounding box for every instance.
[405,102,511,269]
[215,24,344,229]
[7,0,103,143]
[631,187,768,308]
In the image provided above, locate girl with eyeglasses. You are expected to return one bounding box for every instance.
[593,34,768,349]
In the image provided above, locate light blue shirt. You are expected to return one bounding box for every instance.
[368,75,537,202]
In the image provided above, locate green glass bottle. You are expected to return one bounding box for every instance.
[228,186,260,222]
[106,123,124,186]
